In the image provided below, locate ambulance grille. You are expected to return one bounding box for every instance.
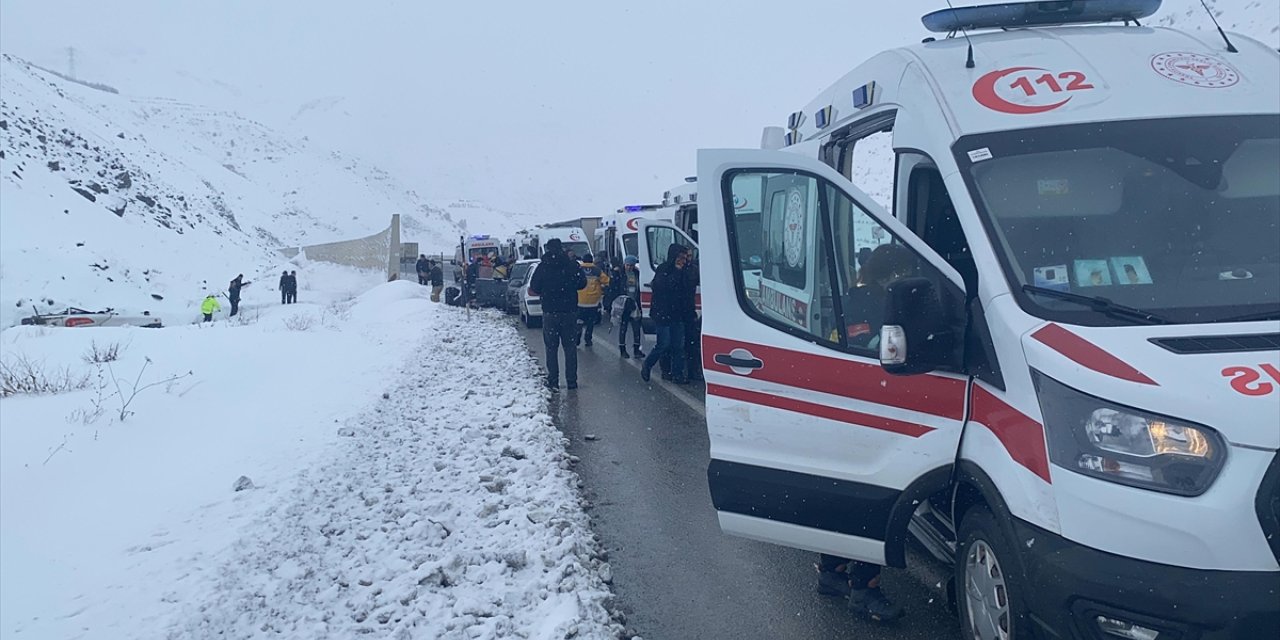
[1149,333,1280,354]
[1259,454,1280,565]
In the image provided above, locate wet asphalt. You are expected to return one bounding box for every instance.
[514,318,961,640]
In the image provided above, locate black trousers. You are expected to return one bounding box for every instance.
[229,297,240,316]
[281,291,288,304]
[286,291,297,304]
[618,311,641,348]
[818,554,882,588]
[576,306,599,345]
[203,313,213,322]
[542,311,578,385]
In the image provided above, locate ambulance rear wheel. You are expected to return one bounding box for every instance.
[956,506,1030,640]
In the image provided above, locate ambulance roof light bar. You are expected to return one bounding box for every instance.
[922,0,1161,33]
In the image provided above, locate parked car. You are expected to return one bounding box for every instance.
[505,259,538,314]
[519,262,542,328]
[20,307,162,328]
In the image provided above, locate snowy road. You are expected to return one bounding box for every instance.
[516,320,961,640]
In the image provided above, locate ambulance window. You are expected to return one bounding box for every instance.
[909,166,977,295]
[622,233,638,260]
[726,170,841,346]
[836,115,896,211]
[646,226,695,271]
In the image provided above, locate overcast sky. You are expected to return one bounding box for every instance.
[0,0,1260,220]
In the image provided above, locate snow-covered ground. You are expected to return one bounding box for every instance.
[0,276,619,639]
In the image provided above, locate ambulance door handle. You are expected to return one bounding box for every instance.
[714,351,764,372]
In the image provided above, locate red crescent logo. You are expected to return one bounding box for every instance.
[973,67,1071,115]
[626,217,640,231]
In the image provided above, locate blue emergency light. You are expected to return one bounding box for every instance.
[922,0,1161,33]
[814,105,834,129]
[852,82,876,109]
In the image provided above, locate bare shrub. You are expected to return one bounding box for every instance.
[82,340,124,364]
[1,354,90,397]
[283,314,316,332]
[107,357,194,422]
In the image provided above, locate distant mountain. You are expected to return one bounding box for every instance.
[0,53,511,326]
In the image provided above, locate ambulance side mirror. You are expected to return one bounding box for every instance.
[879,277,961,376]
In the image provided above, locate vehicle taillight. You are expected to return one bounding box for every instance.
[65,317,94,327]
[527,288,535,297]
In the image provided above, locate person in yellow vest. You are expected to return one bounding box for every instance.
[201,295,221,322]
[575,254,610,347]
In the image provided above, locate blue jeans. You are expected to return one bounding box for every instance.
[643,321,685,380]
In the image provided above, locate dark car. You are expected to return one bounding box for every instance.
[504,259,538,314]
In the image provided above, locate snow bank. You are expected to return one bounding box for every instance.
[0,276,618,639]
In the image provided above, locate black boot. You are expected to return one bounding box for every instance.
[633,345,645,358]
[620,345,630,358]
[848,586,904,622]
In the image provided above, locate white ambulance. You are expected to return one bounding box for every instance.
[596,204,669,267]
[697,1,1280,638]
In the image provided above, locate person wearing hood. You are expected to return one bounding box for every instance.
[528,238,587,390]
[228,274,250,317]
[287,270,299,304]
[279,270,291,304]
[416,254,430,285]
[429,260,445,302]
[641,243,695,383]
[201,294,221,322]
[575,253,610,347]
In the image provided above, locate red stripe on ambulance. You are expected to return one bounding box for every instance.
[1032,323,1157,386]
[970,386,1052,484]
[701,335,966,421]
[705,383,934,438]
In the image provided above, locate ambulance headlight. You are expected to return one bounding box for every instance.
[1032,372,1225,496]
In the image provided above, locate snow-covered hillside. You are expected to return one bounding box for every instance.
[1,54,489,326]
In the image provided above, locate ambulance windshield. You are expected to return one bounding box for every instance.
[959,115,1280,325]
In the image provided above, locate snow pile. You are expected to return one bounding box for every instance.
[1157,0,1279,48]
[0,278,619,639]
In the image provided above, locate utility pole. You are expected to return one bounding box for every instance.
[66,47,76,80]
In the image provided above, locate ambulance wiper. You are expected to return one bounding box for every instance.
[1021,285,1169,325]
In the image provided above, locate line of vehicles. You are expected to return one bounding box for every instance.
[461,2,1280,637]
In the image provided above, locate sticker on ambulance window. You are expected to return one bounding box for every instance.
[1033,265,1069,291]
[1037,179,1070,196]
[968,147,994,163]
[783,187,806,269]
[1074,259,1112,287]
[1109,256,1153,285]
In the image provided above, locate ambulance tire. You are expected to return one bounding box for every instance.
[956,506,1031,640]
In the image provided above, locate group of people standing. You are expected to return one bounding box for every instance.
[278,270,299,304]
[415,255,446,302]
[527,238,701,390]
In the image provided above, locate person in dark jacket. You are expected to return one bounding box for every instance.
[416,254,430,285]
[429,261,445,302]
[682,258,703,381]
[641,244,694,383]
[279,270,290,304]
[287,270,299,303]
[228,274,250,317]
[528,239,587,390]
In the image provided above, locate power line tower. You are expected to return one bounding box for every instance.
[66,47,77,80]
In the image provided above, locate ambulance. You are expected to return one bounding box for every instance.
[636,182,708,332]
[696,1,1280,638]
[595,204,669,267]
[518,225,592,261]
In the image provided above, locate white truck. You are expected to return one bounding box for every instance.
[696,1,1280,638]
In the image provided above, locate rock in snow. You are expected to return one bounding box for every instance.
[232,475,255,492]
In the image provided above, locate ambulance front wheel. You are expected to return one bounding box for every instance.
[956,506,1031,640]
